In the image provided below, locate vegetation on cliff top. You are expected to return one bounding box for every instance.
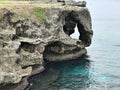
[33,7,47,20]
[0,1,48,20]
[0,1,83,20]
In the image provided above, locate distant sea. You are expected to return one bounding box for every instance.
[28,0,120,90]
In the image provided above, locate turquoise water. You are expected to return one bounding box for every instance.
[28,0,120,90]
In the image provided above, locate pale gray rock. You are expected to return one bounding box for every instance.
[0,1,93,89]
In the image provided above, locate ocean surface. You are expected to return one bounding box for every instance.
[29,0,120,90]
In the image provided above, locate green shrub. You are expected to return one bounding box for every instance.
[42,0,48,2]
[33,7,47,20]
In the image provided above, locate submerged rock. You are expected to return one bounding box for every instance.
[0,0,93,89]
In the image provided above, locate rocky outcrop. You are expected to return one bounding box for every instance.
[0,1,93,90]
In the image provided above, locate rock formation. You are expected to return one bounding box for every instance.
[0,1,93,90]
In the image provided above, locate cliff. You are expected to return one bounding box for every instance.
[0,1,93,90]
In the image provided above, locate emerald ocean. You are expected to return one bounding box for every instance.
[28,0,120,90]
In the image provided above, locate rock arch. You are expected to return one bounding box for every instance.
[63,10,93,47]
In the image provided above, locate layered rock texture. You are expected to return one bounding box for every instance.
[0,1,93,90]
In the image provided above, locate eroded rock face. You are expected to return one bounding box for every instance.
[0,1,93,89]
[63,10,93,46]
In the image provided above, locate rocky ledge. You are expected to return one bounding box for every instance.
[0,1,93,90]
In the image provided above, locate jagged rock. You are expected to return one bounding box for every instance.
[77,1,87,7]
[30,0,86,7]
[56,0,86,7]
[67,1,87,7]
[0,1,93,90]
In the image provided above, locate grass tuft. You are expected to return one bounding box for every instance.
[33,7,47,20]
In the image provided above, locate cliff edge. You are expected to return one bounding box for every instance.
[0,1,93,90]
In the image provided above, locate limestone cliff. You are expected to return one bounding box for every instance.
[0,1,93,90]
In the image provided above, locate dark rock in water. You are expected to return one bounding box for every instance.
[0,1,93,90]
[27,69,59,90]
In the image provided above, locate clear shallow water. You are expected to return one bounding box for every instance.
[29,0,120,90]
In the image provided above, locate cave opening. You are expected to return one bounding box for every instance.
[70,24,80,39]
[63,12,91,47]
[63,12,86,41]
